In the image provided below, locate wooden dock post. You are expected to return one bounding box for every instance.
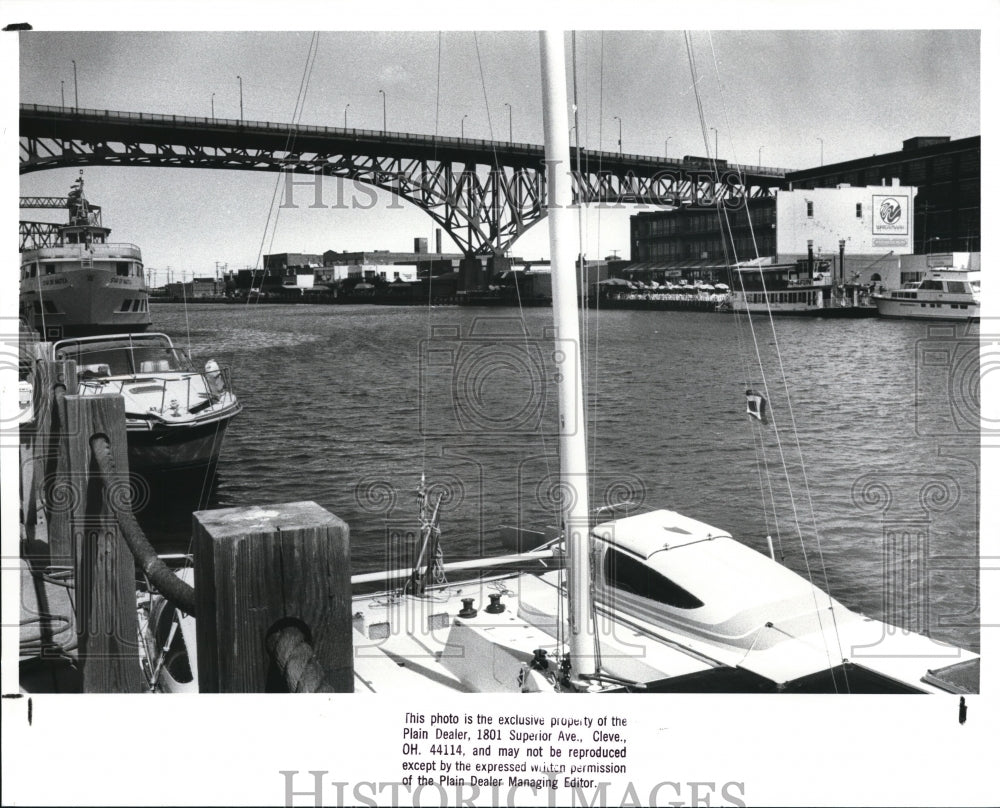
[63,393,143,694]
[192,502,353,693]
[25,354,77,563]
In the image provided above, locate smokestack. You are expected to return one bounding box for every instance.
[839,239,846,287]
[436,228,442,255]
[807,240,814,277]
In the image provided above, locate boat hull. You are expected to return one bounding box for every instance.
[730,286,832,316]
[873,296,980,321]
[127,416,237,473]
[20,264,150,337]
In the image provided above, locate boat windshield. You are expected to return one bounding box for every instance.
[55,338,187,377]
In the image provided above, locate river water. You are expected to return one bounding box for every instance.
[141,302,981,653]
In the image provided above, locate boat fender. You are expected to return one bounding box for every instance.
[205,359,225,395]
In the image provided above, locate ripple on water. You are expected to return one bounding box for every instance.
[144,304,980,652]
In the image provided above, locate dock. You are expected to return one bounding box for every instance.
[17,345,355,694]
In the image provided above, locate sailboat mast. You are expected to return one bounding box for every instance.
[539,30,595,679]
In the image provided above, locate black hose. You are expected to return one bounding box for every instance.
[90,436,197,617]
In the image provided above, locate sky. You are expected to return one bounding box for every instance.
[9,21,985,283]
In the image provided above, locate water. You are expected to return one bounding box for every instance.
[141,303,981,652]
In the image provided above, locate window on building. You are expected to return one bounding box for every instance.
[604,548,704,609]
[856,203,863,218]
[806,201,814,218]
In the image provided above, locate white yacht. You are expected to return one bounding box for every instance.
[873,267,980,321]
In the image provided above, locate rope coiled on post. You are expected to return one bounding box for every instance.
[265,624,338,693]
[90,435,198,617]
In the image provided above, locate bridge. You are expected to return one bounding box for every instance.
[20,103,789,258]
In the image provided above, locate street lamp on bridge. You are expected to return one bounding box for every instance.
[504,103,512,143]
[613,116,622,155]
[461,113,468,139]
[211,92,215,120]
[344,103,350,128]
[665,136,672,158]
[758,145,764,168]
[710,126,718,161]
[71,60,78,109]
[60,80,65,110]
[237,75,243,122]
[816,136,824,166]
[379,89,386,133]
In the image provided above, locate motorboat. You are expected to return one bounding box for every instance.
[50,332,241,472]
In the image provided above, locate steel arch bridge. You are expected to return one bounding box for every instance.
[20,104,788,257]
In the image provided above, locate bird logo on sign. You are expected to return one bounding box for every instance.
[880,198,902,225]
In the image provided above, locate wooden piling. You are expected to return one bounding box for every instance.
[192,501,353,693]
[63,393,143,694]
[28,355,77,564]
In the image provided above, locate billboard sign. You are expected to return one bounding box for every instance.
[872,194,910,236]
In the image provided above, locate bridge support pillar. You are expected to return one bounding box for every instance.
[459,256,485,293]
[487,254,512,286]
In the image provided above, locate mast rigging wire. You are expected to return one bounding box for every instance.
[246,31,321,305]
[686,29,850,690]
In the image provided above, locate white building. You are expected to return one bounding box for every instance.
[775,180,917,287]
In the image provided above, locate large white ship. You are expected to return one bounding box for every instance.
[872,266,980,321]
[19,175,151,338]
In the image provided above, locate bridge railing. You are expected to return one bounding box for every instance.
[22,102,791,177]
[21,102,542,152]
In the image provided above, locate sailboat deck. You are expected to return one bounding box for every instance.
[351,574,561,693]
